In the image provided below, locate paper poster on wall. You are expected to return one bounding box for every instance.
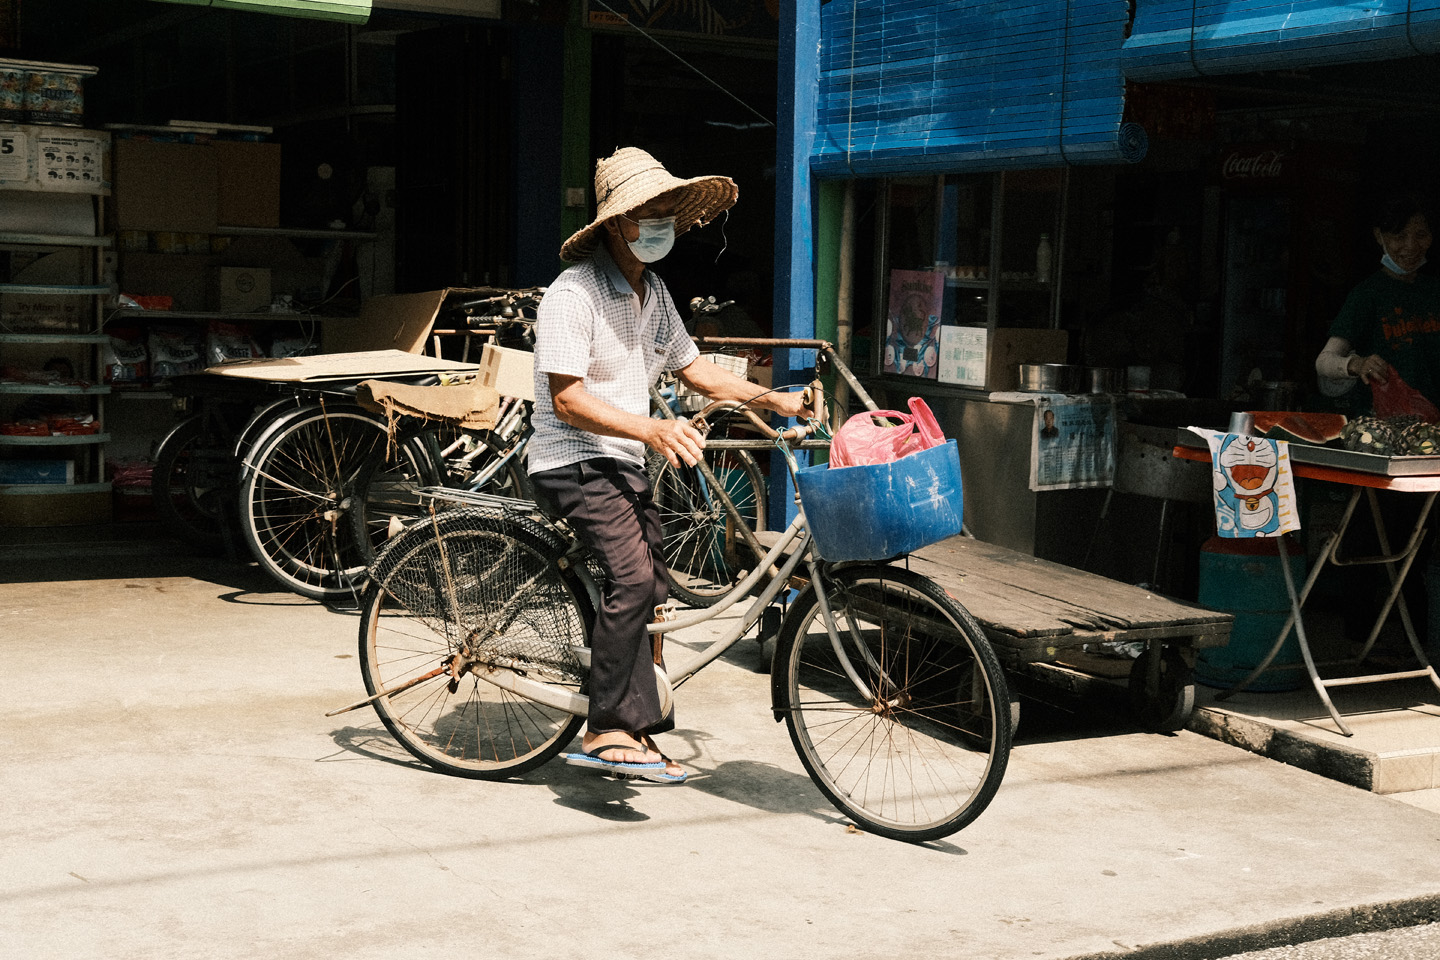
[1030,397,1116,491]
[937,324,987,387]
[883,269,944,378]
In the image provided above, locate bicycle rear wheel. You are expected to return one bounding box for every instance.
[774,564,1011,842]
[238,402,386,600]
[152,413,233,550]
[648,448,765,607]
[359,507,590,779]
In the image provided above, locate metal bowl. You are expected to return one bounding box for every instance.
[1085,366,1122,394]
[1018,363,1080,393]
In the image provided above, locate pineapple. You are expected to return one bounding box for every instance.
[1341,416,1401,455]
[1400,420,1440,456]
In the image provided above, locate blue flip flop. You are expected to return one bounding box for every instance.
[631,765,687,784]
[633,735,688,784]
[563,743,666,777]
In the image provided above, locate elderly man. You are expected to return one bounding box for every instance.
[529,147,808,783]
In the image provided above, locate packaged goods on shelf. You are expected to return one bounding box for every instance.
[206,320,262,365]
[102,326,148,383]
[147,324,203,379]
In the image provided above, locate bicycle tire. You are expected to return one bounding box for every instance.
[773,564,1011,842]
[152,414,232,550]
[238,402,387,601]
[648,448,766,607]
[359,506,590,779]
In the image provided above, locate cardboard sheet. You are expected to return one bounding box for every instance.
[204,349,479,382]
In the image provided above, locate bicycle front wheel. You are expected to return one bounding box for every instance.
[649,448,765,606]
[359,507,590,779]
[238,403,386,600]
[774,565,1011,842]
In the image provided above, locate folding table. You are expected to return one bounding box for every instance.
[1174,440,1440,735]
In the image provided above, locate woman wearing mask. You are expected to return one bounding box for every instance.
[1315,195,1440,411]
[1314,193,1440,663]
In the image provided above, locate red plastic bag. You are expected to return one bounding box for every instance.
[830,397,946,468]
[1372,364,1440,423]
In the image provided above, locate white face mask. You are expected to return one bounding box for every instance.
[626,216,676,263]
[1381,238,1426,275]
[1382,250,1426,275]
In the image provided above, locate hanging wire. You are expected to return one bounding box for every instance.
[846,0,858,168]
[588,0,776,128]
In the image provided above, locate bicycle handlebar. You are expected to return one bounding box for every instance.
[689,383,824,446]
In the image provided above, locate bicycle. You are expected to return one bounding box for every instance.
[332,383,1012,843]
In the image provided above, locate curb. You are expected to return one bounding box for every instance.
[1188,702,1375,791]
[1059,894,1440,959]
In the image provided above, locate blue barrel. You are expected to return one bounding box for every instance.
[1196,536,1307,691]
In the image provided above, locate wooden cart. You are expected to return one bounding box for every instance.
[905,535,1234,731]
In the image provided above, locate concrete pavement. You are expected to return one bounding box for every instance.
[4,540,1440,960]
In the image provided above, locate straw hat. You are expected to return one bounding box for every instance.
[559,147,738,263]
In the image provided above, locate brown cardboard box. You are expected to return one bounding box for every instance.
[477,343,535,402]
[985,328,1068,392]
[322,288,492,355]
[217,266,271,313]
[213,141,281,228]
[112,140,217,232]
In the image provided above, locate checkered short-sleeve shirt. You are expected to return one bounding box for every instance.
[528,246,699,474]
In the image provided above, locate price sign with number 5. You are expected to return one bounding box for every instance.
[0,131,28,183]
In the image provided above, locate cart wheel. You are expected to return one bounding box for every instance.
[1128,645,1194,733]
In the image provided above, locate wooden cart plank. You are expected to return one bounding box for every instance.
[910,535,1229,636]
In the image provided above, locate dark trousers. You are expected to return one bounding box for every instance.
[530,458,673,735]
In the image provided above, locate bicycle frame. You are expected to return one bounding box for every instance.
[425,448,879,723]
[472,509,813,718]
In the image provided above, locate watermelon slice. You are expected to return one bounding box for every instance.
[1251,411,1348,446]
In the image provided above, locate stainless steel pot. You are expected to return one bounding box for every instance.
[1018,363,1080,393]
[1085,367,1122,394]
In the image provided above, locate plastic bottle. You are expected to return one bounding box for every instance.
[1035,232,1053,283]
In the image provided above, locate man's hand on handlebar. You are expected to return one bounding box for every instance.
[647,417,708,468]
[769,385,814,422]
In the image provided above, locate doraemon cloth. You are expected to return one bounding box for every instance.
[1188,427,1300,538]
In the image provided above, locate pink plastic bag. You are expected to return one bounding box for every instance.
[1371,364,1440,423]
[830,397,946,468]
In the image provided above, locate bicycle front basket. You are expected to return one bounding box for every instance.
[795,440,963,562]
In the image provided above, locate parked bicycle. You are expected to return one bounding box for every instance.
[332,379,1011,843]
[150,288,544,602]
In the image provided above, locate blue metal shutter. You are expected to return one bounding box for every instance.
[1123,0,1440,80]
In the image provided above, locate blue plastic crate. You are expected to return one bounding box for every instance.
[795,440,963,562]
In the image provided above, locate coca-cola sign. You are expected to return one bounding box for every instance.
[1220,146,1290,182]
